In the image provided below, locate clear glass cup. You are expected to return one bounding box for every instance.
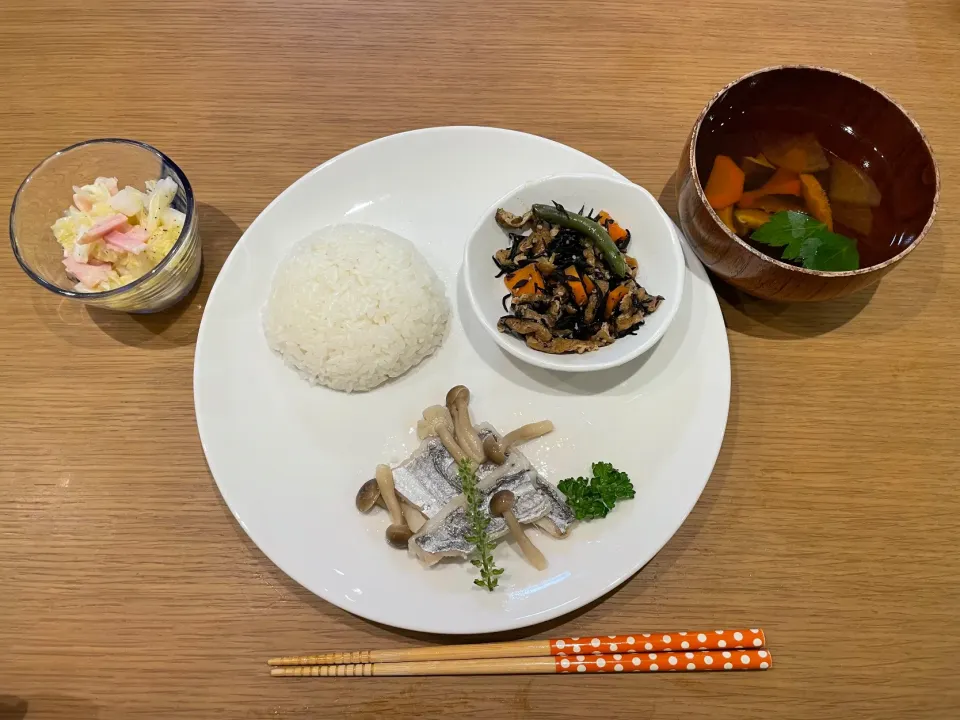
[10,138,201,313]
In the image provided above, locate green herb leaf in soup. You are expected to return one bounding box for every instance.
[752,211,860,272]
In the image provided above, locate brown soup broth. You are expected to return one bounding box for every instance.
[698,105,907,268]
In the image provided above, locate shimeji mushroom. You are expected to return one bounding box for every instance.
[489,489,547,571]
[355,478,385,513]
[445,385,485,464]
[482,421,555,465]
[417,404,467,463]
[374,464,413,549]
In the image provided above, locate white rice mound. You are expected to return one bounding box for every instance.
[263,224,449,392]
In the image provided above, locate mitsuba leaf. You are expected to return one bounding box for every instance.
[752,211,859,272]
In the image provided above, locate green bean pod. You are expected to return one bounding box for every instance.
[531,204,629,278]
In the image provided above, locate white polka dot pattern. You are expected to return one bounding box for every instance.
[549,629,764,656]
[554,649,773,674]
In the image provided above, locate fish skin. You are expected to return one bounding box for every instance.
[390,435,458,518]
[389,423,577,566]
[391,426,500,518]
[411,462,576,566]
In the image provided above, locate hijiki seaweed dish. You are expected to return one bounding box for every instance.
[492,203,664,354]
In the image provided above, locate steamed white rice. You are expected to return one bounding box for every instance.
[263,224,449,392]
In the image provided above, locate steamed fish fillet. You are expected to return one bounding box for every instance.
[391,425,501,518]
[411,462,576,567]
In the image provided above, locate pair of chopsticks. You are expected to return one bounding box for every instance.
[268,628,771,677]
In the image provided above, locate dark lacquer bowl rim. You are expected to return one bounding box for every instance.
[687,64,940,278]
[9,137,196,300]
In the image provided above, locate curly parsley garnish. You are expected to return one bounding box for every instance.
[459,459,504,591]
[558,462,635,521]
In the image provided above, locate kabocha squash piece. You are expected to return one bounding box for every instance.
[741,154,776,189]
[741,195,805,213]
[504,264,544,296]
[761,133,830,173]
[800,174,833,231]
[833,202,873,235]
[829,157,882,207]
[704,155,745,209]
[733,209,772,233]
[717,205,735,232]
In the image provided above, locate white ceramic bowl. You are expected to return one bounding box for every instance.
[464,173,684,372]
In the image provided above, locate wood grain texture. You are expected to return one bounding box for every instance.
[1,1,958,718]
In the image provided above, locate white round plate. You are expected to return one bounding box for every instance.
[194,127,730,635]
[464,173,685,372]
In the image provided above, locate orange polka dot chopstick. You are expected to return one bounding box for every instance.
[269,649,773,677]
[268,629,766,668]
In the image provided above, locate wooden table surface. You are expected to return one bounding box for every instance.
[2,1,959,718]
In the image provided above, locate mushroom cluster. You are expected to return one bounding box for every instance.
[355,384,556,568]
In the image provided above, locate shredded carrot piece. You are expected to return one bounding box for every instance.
[799,174,833,231]
[738,167,802,208]
[604,285,630,318]
[564,266,588,306]
[504,264,544,296]
[596,211,629,242]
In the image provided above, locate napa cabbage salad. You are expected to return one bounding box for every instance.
[52,176,186,291]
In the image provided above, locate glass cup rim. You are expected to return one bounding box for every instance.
[9,137,196,300]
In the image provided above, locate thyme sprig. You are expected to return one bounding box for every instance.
[459,459,504,591]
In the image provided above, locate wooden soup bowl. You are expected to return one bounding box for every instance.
[676,66,939,302]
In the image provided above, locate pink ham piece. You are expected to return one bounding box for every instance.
[99,177,119,196]
[79,214,129,244]
[63,257,113,290]
[104,227,149,254]
[123,226,148,243]
[73,193,93,212]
